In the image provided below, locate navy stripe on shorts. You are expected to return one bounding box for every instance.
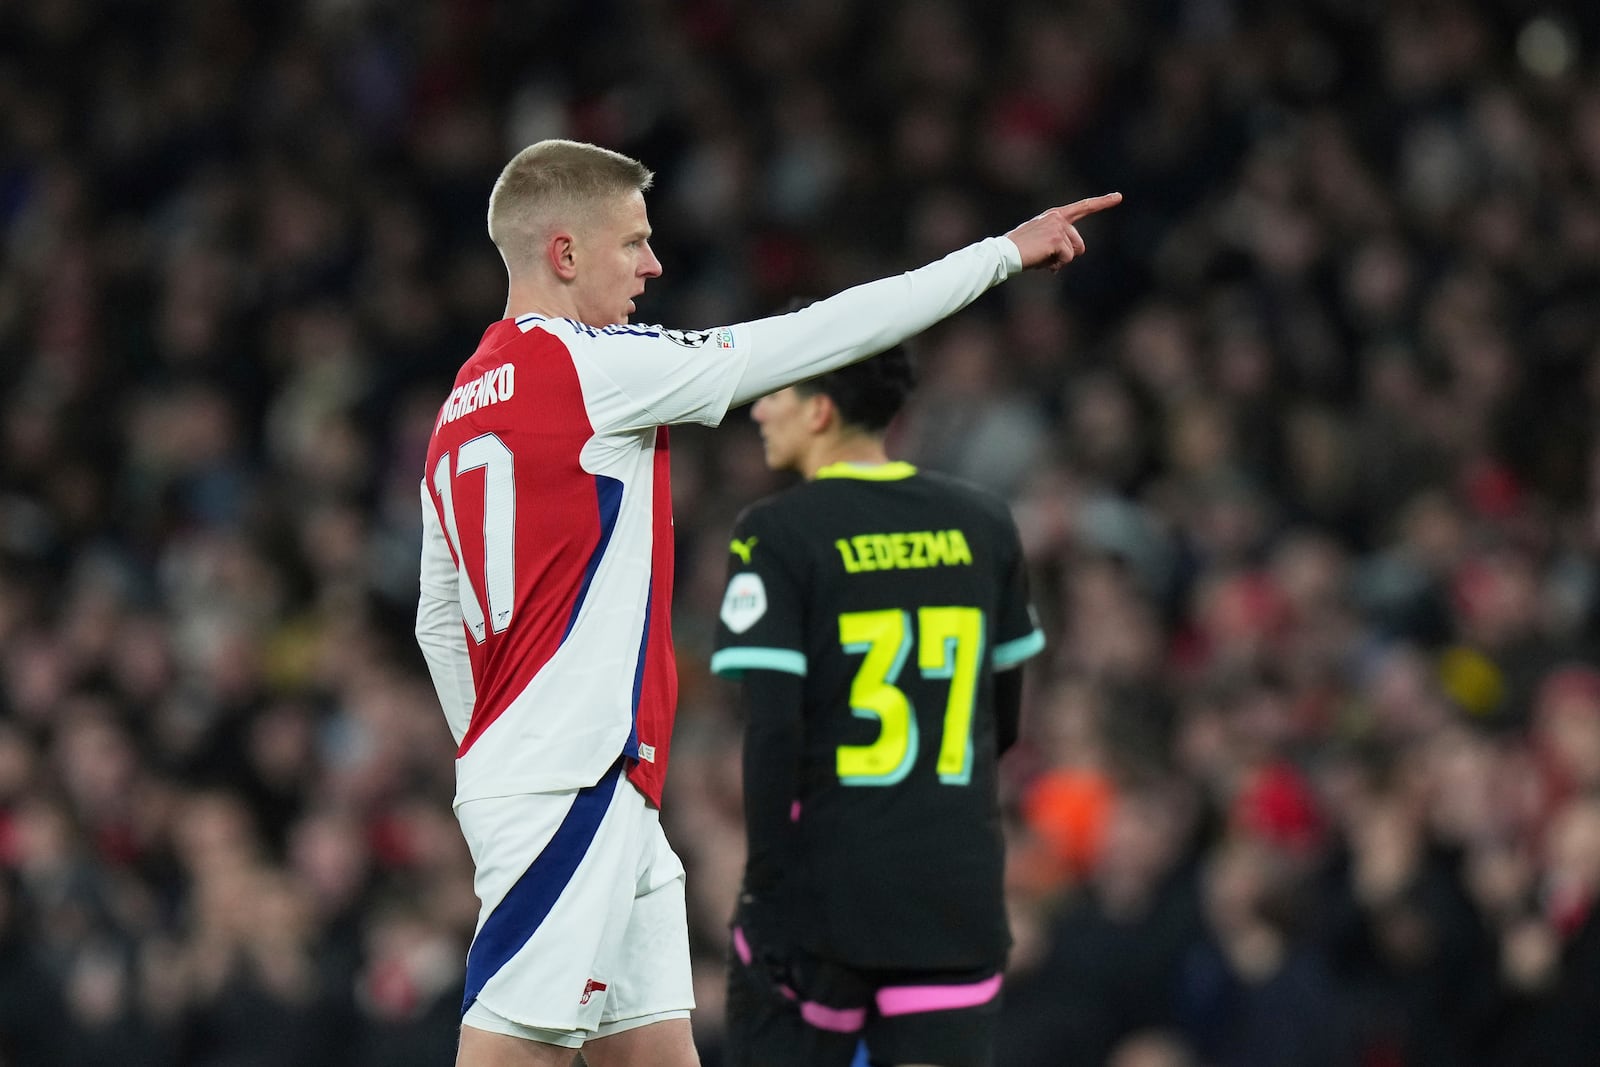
[461,757,626,1016]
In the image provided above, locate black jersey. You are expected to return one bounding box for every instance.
[712,461,1044,970]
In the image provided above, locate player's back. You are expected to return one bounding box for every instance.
[420,316,681,805]
[717,465,1040,971]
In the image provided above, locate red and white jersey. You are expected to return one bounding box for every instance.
[416,236,1023,809]
[419,315,748,807]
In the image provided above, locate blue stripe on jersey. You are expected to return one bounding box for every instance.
[709,647,808,678]
[992,629,1046,669]
[460,757,624,1016]
[623,574,651,760]
[561,476,624,643]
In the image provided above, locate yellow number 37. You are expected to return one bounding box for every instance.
[836,607,984,787]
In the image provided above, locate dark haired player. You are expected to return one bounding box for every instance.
[711,348,1046,1067]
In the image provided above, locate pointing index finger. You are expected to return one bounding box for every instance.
[1058,191,1123,223]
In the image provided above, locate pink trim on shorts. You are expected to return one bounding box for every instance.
[800,1001,867,1033]
[876,973,1003,1016]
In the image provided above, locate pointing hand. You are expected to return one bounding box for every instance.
[1005,192,1124,272]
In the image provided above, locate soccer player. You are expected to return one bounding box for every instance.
[414,138,1114,1067]
[710,347,1046,1067]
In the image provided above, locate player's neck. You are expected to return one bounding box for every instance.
[503,278,575,322]
[802,435,889,481]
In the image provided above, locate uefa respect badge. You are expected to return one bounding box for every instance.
[719,571,768,634]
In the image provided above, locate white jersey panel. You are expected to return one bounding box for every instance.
[453,423,665,804]
[541,318,751,434]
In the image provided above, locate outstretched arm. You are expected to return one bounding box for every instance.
[570,193,1121,433]
[726,192,1121,407]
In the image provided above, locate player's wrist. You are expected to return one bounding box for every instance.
[993,235,1025,276]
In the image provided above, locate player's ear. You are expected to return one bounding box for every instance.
[807,392,837,434]
[547,231,578,280]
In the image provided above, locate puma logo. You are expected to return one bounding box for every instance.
[729,537,759,564]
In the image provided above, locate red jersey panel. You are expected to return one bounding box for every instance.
[419,316,741,806]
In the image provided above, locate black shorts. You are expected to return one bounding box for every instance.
[724,927,1002,1067]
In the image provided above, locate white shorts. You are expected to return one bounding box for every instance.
[456,759,694,1043]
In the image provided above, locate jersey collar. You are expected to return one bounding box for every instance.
[814,460,918,482]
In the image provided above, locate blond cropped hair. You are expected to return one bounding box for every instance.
[487,140,654,271]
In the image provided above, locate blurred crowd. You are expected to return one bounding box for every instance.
[3,0,1600,1065]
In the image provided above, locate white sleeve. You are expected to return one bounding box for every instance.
[563,321,753,433]
[416,483,475,744]
[561,235,1022,433]
[726,236,1023,407]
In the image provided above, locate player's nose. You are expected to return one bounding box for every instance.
[640,241,663,278]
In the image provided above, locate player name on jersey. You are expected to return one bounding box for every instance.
[437,363,516,429]
[834,528,973,573]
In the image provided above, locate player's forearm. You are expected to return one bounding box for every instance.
[738,671,806,897]
[995,666,1023,756]
[416,592,475,743]
[727,236,1022,407]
